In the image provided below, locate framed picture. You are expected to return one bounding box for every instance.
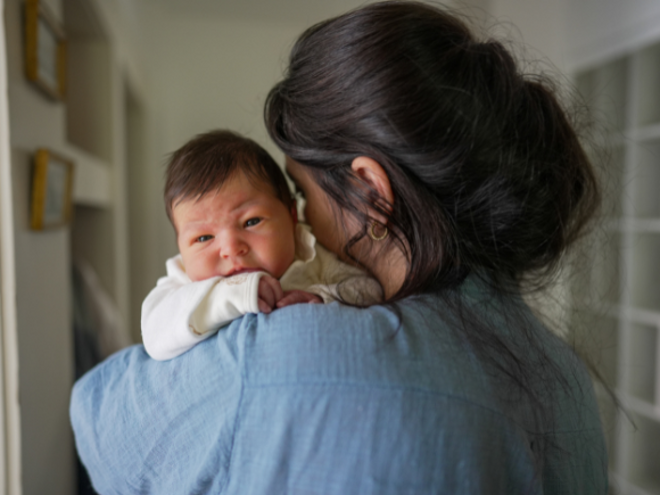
[31,149,74,230]
[24,0,66,100]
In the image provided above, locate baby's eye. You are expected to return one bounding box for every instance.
[245,218,261,228]
[195,235,213,243]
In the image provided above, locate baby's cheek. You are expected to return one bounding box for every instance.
[186,266,203,282]
[184,259,213,282]
[273,241,297,278]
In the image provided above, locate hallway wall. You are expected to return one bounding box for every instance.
[4,0,75,492]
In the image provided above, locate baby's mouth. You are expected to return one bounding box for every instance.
[223,267,260,277]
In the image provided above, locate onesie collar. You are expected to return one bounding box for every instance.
[294,223,318,264]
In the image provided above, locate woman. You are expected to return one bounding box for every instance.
[71,2,608,493]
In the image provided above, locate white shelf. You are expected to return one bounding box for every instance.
[629,233,660,311]
[596,145,626,218]
[634,43,660,126]
[630,140,660,218]
[626,323,658,403]
[621,413,660,494]
[612,473,660,495]
[630,122,660,141]
[620,219,660,232]
[624,307,660,326]
[63,143,112,207]
[605,218,660,234]
[575,33,660,492]
[577,56,629,132]
[623,395,660,422]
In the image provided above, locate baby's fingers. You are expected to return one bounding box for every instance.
[258,275,284,312]
[277,290,323,308]
[258,298,273,314]
[260,276,283,304]
[258,276,276,306]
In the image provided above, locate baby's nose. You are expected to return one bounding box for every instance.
[219,234,248,257]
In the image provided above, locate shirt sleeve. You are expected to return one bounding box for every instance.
[141,257,265,360]
[70,316,247,495]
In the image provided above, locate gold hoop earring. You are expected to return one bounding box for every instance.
[369,222,388,241]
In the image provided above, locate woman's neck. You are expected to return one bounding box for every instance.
[368,241,408,300]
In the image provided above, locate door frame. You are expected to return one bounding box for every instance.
[0,0,23,492]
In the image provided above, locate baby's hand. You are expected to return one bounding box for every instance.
[258,275,284,313]
[276,290,323,308]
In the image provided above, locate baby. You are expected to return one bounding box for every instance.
[142,130,381,360]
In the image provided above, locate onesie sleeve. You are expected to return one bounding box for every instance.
[141,256,266,361]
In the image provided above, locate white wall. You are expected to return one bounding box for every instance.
[4,0,75,492]
[138,5,303,165]
[566,0,660,70]
[487,0,568,74]
[486,0,660,74]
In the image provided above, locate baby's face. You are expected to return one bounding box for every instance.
[173,172,297,282]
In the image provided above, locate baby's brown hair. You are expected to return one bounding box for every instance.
[164,130,293,226]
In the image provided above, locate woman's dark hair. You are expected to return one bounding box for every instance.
[164,129,293,226]
[265,0,603,480]
[265,1,599,297]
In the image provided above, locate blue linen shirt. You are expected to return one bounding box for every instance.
[71,283,608,494]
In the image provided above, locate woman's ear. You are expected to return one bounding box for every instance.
[350,156,394,215]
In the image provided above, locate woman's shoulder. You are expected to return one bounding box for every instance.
[223,300,605,494]
[238,294,599,423]
[236,298,490,405]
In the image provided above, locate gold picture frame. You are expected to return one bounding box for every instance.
[31,149,74,230]
[24,0,66,100]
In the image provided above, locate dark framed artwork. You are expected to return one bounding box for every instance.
[31,149,74,230]
[24,0,66,100]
